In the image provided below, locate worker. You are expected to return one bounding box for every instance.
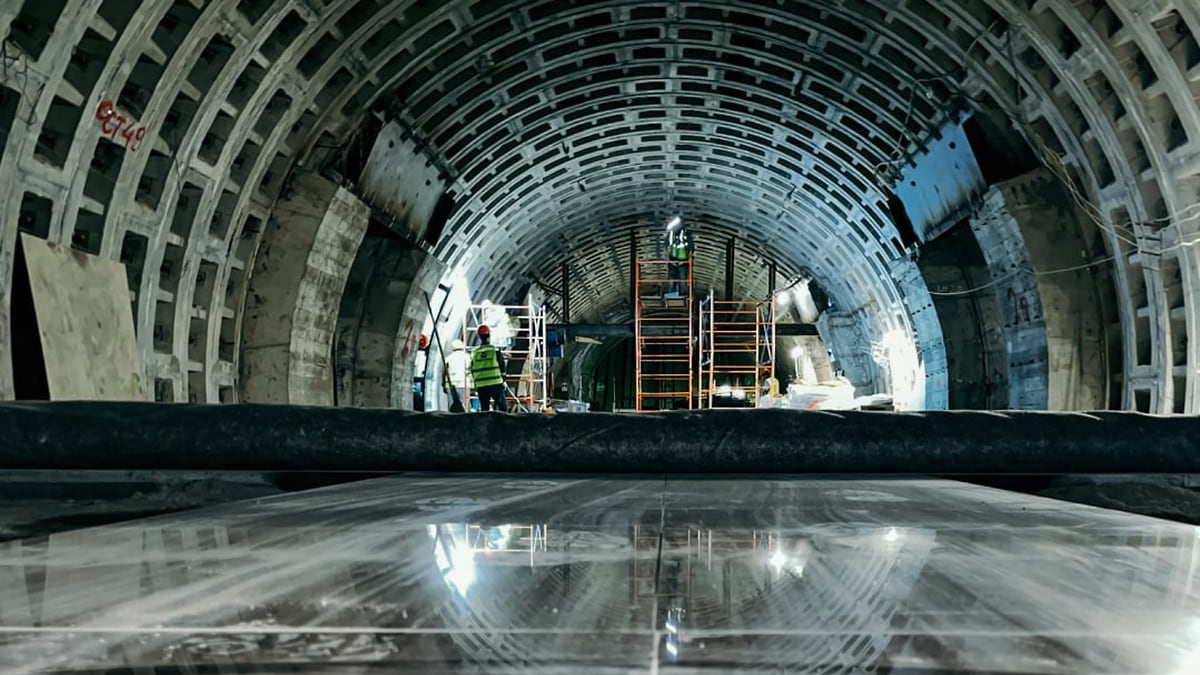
[666,225,693,297]
[481,300,513,348]
[413,334,431,411]
[471,325,507,412]
[443,339,470,412]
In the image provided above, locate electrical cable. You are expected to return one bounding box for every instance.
[927,255,1118,297]
[2,39,44,127]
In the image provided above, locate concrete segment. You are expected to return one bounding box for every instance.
[240,173,368,404]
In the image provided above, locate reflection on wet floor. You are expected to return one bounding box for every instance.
[1,475,1199,673]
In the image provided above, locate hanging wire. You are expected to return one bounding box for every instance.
[2,38,45,127]
[927,255,1118,297]
[876,18,1178,257]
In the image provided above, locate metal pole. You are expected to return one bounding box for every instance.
[635,259,643,412]
[724,237,735,301]
[688,257,695,410]
[768,262,777,299]
[561,261,571,325]
[628,228,637,313]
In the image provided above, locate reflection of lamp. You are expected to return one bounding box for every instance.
[769,549,787,574]
[430,525,477,598]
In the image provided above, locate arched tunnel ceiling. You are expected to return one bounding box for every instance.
[381,0,958,316]
[1,0,1200,410]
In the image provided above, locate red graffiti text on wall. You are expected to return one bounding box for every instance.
[96,99,147,152]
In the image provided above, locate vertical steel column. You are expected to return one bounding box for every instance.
[688,257,695,410]
[768,262,777,299]
[634,260,643,412]
[724,237,735,301]
[628,229,637,312]
[561,261,571,325]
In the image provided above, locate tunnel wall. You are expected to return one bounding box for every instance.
[982,170,1111,411]
[891,257,950,410]
[241,174,368,405]
[920,224,1010,409]
[334,234,428,408]
[971,188,1052,409]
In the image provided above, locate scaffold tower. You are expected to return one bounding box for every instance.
[635,258,694,412]
[698,293,776,408]
[462,302,549,412]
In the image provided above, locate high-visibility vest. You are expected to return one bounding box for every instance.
[669,233,691,261]
[471,345,504,388]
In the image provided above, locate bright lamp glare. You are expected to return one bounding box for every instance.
[666,216,682,231]
[769,549,787,573]
[790,345,804,360]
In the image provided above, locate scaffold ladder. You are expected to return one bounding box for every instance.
[634,258,694,412]
[699,293,777,408]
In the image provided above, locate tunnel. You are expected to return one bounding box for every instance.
[3,1,1200,672]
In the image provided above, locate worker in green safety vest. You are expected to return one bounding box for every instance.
[666,224,693,297]
[471,324,508,412]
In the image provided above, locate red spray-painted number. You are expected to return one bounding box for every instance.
[96,99,147,152]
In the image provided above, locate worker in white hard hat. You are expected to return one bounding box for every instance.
[443,338,471,412]
[480,300,513,348]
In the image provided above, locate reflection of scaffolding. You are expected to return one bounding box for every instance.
[699,293,776,407]
[466,524,549,566]
[463,302,548,412]
[634,259,694,412]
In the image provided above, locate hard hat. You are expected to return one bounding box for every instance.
[450,339,465,351]
[477,325,491,337]
[419,334,429,350]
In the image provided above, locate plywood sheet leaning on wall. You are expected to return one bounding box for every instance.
[18,234,142,400]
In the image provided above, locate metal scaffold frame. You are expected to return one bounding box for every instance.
[462,302,549,412]
[699,292,776,408]
[634,259,694,412]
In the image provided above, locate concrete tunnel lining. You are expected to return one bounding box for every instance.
[0,1,1197,413]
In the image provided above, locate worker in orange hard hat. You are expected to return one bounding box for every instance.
[471,324,507,412]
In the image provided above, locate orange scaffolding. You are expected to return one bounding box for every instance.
[698,292,776,408]
[634,258,694,412]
